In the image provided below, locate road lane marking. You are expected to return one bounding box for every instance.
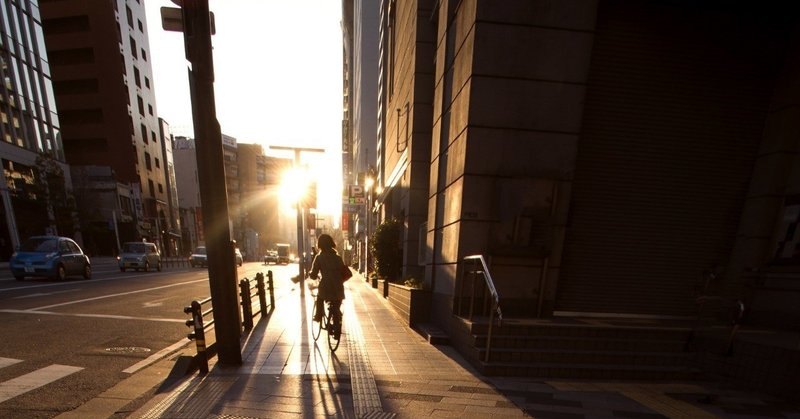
[123,338,190,374]
[0,364,83,403]
[0,269,202,293]
[30,279,207,310]
[0,357,22,369]
[13,288,80,299]
[0,309,185,323]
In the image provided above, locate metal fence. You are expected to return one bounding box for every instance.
[184,271,275,373]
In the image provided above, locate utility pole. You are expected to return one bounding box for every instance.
[270,146,324,296]
[165,0,241,364]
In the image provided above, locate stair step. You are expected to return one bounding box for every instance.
[467,322,691,340]
[414,323,450,345]
[481,362,703,380]
[473,334,687,352]
[474,348,693,366]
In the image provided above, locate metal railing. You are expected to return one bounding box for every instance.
[184,270,275,373]
[459,255,503,362]
[239,271,275,330]
[184,296,214,374]
[162,256,191,268]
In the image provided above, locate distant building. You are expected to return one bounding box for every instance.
[39,0,174,254]
[0,0,72,259]
[174,137,292,256]
[173,136,201,253]
[341,0,380,267]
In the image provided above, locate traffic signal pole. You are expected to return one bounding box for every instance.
[180,0,242,365]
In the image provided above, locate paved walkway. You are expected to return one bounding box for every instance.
[128,272,800,419]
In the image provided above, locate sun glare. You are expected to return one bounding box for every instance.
[279,167,309,213]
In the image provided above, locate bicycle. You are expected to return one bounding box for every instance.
[309,281,342,352]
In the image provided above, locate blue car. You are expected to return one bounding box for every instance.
[10,236,92,281]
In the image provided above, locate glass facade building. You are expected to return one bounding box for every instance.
[0,0,67,259]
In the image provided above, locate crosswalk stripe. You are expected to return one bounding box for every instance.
[0,357,22,369]
[0,364,83,403]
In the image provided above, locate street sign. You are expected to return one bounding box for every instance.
[343,197,365,205]
[343,204,362,213]
[160,7,216,34]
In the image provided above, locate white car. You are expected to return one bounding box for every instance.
[190,246,207,267]
[118,242,161,272]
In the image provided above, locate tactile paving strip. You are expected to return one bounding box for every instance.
[138,376,237,419]
[345,308,396,418]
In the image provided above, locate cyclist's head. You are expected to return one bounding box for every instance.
[317,234,335,251]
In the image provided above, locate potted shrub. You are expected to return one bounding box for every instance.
[370,219,402,283]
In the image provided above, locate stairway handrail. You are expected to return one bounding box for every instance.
[463,255,502,362]
[463,255,503,321]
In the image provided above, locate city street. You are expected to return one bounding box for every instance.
[0,258,296,419]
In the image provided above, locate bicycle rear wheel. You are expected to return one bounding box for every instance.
[327,311,341,352]
[311,297,322,341]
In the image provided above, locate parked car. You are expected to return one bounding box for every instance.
[190,245,243,267]
[10,236,92,281]
[190,246,207,267]
[263,250,278,265]
[118,241,161,272]
[235,248,243,266]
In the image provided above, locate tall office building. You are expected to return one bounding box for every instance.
[0,0,71,259]
[39,0,173,253]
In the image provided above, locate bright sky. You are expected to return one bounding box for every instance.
[144,0,343,223]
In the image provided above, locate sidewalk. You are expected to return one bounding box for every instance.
[127,271,800,419]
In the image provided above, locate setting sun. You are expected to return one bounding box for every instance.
[279,167,310,212]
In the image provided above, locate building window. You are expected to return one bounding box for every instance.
[59,109,103,124]
[130,37,138,58]
[141,49,147,61]
[137,19,143,32]
[140,123,148,144]
[137,95,144,116]
[155,157,160,168]
[53,79,98,95]
[144,77,150,88]
[133,66,141,88]
[158,183,163,193]
[48,48,94,65]
[151,131,157,143]
[126,6,133,28]
[148,104,153,115]
[145,151,152,171]
[148,179,155,196]
[42,15,90,34]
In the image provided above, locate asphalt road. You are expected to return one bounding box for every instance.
[0,258,296,419]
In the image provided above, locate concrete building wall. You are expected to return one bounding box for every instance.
[424,0,597,321]
[378,0,435,282]
[352,0,379,177]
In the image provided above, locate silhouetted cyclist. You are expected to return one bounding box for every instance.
[308,234,345,338]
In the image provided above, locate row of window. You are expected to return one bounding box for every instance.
[0,6,61,158]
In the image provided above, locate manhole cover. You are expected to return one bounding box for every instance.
[105,346,151,354]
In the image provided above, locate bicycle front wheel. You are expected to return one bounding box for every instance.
[311,298,322,341]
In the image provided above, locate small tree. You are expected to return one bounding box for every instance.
[33,153,77,237]
[370,218,402,283]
